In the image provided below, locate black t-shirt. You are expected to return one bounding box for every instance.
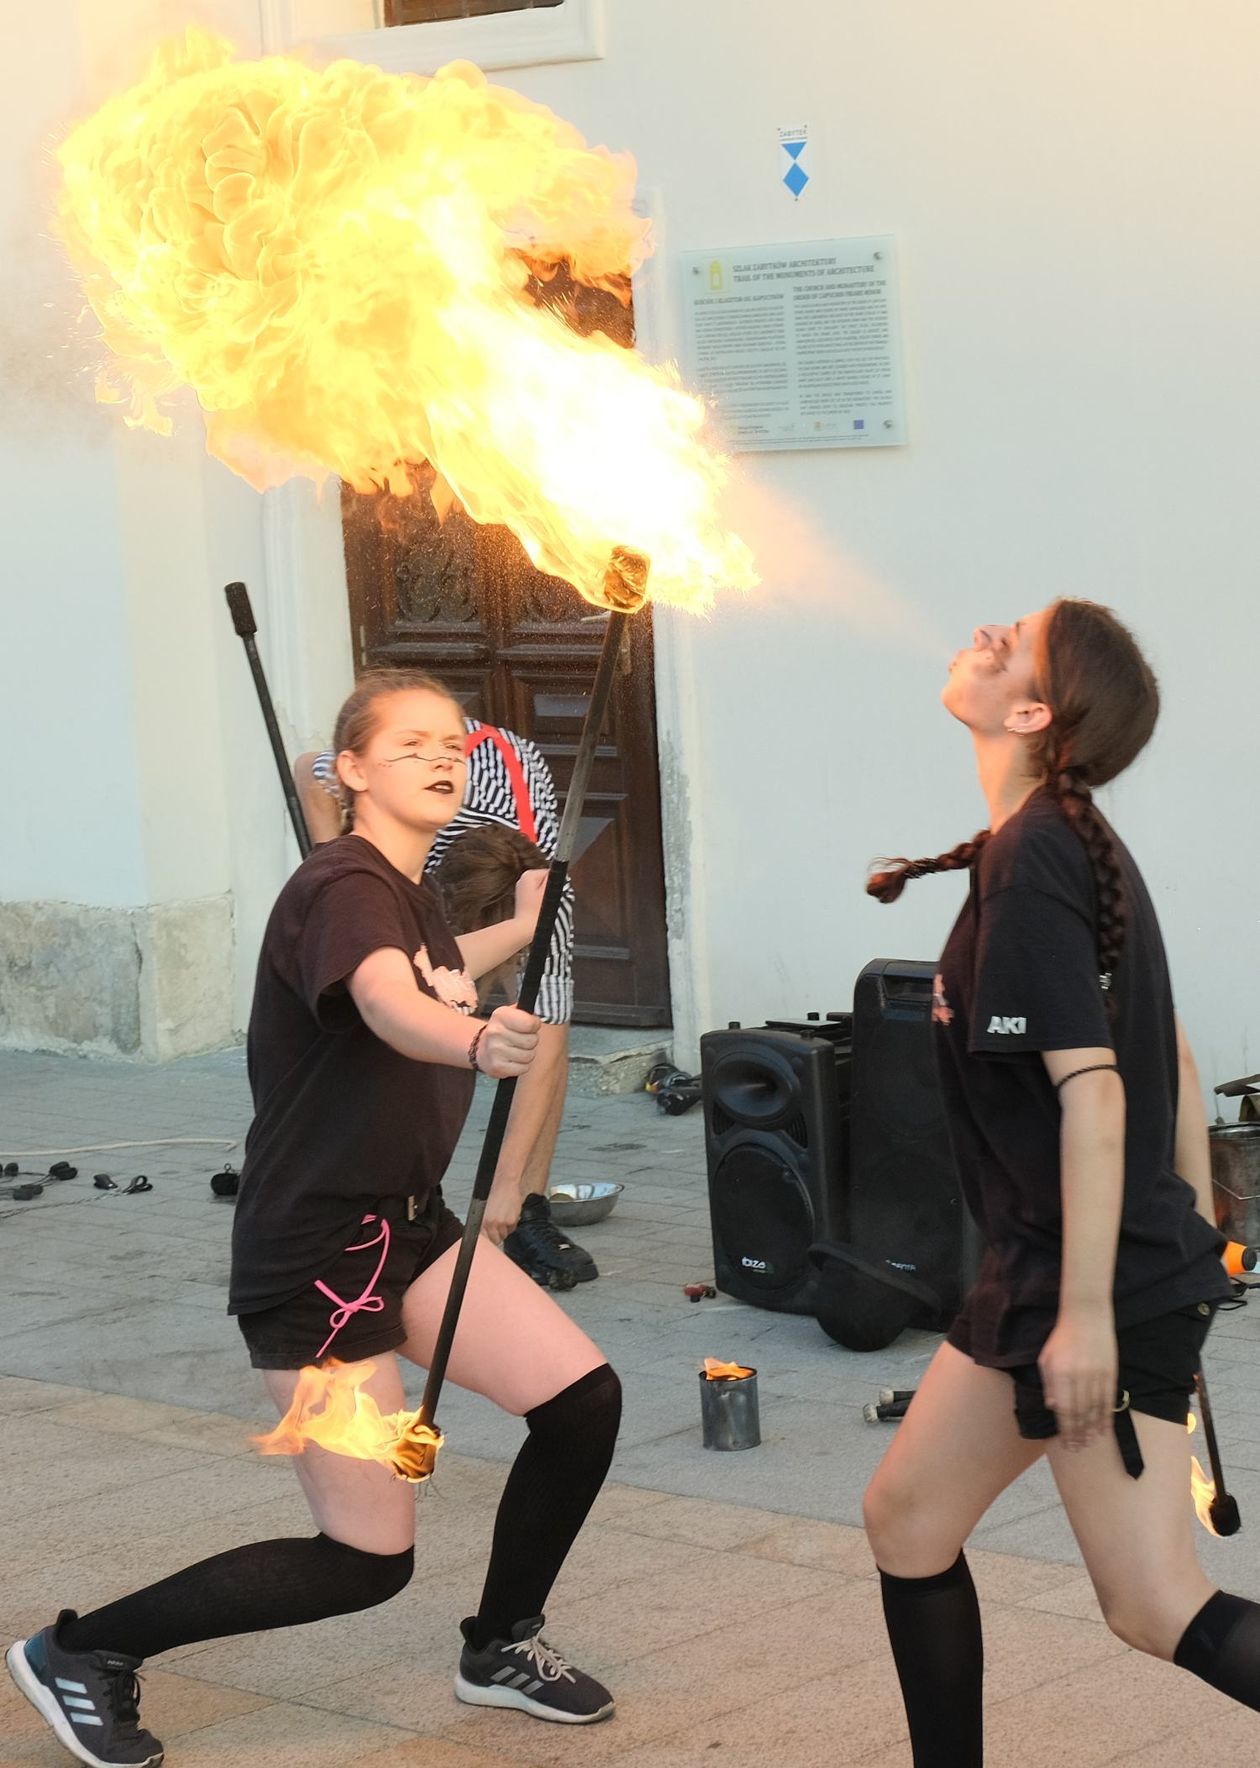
[934,788,1226,1365]
[229,836,478,1314]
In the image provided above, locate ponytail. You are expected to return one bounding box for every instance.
[866,830,990,904]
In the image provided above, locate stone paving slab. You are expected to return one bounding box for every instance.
[3,1047,1260,1765]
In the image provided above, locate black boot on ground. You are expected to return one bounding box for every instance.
[504,1193,598,1288]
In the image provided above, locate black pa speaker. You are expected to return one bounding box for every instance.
[810,960,980,1351]
[702,1018,852,1313]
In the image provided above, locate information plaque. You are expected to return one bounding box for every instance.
[679,236,906,453]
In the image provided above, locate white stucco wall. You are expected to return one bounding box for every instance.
[0,0,290,1052]
[504,0,1259,1081]
[4,0,1256,1087]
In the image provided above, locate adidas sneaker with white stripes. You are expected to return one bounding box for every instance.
[455,1615,614,1724]
[6,1611,163,1768]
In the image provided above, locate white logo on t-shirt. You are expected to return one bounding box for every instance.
[986,1015,1027,1035]
[413,946,478,1014]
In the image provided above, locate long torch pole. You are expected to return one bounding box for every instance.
[417,551,648,1431]
[224,582,313,859]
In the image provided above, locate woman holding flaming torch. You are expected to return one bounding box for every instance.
[859,600,1260,1766]
[7,671,620,1768]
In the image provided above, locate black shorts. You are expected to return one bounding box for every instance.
[953,1300,1217,1478]
[237,1191,463,1371]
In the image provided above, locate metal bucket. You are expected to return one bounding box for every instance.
[1210,1124,1260,1244]
[699,1368,760,1450]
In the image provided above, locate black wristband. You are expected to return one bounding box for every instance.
[468,1024,487,1071]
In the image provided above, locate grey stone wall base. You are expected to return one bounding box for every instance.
[567,1029,672,1097]
[0,896,236,1061]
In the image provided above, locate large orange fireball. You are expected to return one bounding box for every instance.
[55,30,755,609]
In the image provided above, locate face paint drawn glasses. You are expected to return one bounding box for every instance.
[376,752,470,769]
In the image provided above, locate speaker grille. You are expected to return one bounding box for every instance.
[711,1146,815,1296]
[701,1023,851,1315]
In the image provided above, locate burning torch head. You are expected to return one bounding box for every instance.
[1210,1491,1243,1537]
[387,1418,444,1485]
[600,547,651,613]
[252,1361,444,1485]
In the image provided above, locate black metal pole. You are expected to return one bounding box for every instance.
[417,604,634,1428]
[1195,1369,1242,1536]
[224,582,313,859]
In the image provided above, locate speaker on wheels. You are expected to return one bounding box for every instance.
[702,1018,851,1314]
[810,959,980,1351]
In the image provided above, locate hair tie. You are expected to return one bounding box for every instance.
[1054,1062,1120,1092]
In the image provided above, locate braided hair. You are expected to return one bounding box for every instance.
[866,830,990,905]
[330,668,461,832]
[868,599,1160,992]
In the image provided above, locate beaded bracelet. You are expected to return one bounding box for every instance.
[468,1024,487,1071]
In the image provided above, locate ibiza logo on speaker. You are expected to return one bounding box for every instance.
[740,1255,772,1273]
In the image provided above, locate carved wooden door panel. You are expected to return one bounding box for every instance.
[342,485,671,1027]
[341,268,669,1026]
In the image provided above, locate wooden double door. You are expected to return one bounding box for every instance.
[342,484,671,1028]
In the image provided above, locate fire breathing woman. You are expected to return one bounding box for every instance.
[7,670,619,1768]
[859,599,1260,1767]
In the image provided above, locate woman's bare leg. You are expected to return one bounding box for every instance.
[398,1233,617,1686]
[398,1232,606,1411]
[262,1353,416,1554]
[864,1341,1044,1574]
[1045,1412,1214,1657]
[864,1343,1044,1768]
[31,1355,418,1668]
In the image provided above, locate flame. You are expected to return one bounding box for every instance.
[703,1357,754,1381]
[1187,1414,1220,1536]
[253,1360,442,1484]
[55,30,756,610]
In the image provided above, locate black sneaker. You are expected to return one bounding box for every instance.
[6,1611,163,1767]
[504,1193,598,1288]
[455,1616,614,1724]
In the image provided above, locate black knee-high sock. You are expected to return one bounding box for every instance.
[470,1362,621,1648]
[59,1535,414,1662]
[880,1553,983,1768]
[1175,1590,1260,1709]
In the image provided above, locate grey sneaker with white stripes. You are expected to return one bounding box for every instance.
[6,1611,163,1768]
[455,1615,614,1724]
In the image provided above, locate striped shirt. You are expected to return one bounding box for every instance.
[311,719,574,1023]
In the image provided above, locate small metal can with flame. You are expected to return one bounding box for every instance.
[699,1358,760,1451]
